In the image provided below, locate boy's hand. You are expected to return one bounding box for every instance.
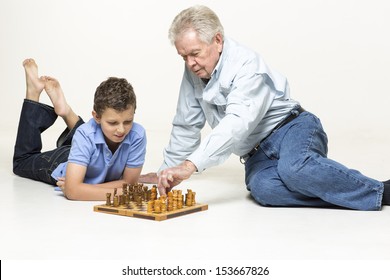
[56,177,66,192]
[139,172,158,184]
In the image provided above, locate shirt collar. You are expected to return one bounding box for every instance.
[90,119,131,146]
[211,37,230,81]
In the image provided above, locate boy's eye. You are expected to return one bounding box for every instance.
[107,121,133,126]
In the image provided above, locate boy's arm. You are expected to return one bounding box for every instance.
[63,163,140,201]
[122,166,143,185]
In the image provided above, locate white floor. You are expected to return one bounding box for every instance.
[2,1,390,278]
[1,127,390,262]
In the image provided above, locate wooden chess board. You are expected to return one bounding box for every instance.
[94,202,208,221]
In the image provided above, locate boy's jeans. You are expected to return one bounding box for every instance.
[245,111,383,210]
[13,99,83,185]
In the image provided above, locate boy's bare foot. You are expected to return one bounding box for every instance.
[42,76,80,130]
[23,58,45,101]
[42,76,71,117]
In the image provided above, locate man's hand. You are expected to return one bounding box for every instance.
[139,172,158,184]
[158,160,197,195]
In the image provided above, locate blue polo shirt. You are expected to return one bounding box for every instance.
[51,118,146,184]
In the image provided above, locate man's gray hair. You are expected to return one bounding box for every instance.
[168,5,224,45]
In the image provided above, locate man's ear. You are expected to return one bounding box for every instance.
[92,110,101,124]
[215,32,223,53]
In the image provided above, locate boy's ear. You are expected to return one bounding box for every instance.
[92,110,101,124]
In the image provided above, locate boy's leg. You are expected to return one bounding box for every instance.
[23,58,45,102]
[13,99,74,184]
[43,76,80,131]
[56,118,84,147]
[41,76,85,147]
[13,102,70,185]
[13,59,73,184]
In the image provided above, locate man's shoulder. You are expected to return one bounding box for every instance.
[223,37,258,63]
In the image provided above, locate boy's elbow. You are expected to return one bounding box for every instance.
[63,184,78,200]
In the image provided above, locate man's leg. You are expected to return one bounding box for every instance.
[245,141,333,208]
[276,112,383,210]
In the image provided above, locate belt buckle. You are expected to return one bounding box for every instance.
[240,144,259,164]
[240,155,248,164]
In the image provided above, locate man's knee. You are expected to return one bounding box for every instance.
[247,179,276,206]
[277,156,310,185]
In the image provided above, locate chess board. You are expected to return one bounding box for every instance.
[94,201,208,221]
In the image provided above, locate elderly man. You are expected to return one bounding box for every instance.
[141,5,389,210]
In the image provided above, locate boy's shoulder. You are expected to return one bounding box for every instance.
[74,119,104,144]
[76,118,99,135]
[128,122,146,139]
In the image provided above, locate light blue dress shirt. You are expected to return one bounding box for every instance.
[160,37,299,172]
[52,118,146,183]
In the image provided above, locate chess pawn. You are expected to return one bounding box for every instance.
[143,189,148,201]
[125,196,130,209]
[177,195,183,209]
[119,195,124,206]
[128,192,132,202]
[147,200,154,213]
[192,192,196,206]
[122,183,128,196]
[146,189,151,201]
[154,199,161,213]
[167,192,173,211]
[161,198,167,213]
[113,196,119,207]
[106,193,112,206]
[185,192,192,206]
[136,195,142,207]
[151,185,158,200]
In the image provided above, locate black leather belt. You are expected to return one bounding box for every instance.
[240,106,305,164]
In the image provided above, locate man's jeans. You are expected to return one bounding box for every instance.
[245,111,383,210]
[13,99,83,185]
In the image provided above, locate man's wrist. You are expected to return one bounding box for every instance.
[183,160,197,173]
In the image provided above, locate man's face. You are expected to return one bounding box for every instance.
[175,30,223,79]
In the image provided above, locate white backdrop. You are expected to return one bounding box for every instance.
[1,1,390,274]
[1,0,390,175]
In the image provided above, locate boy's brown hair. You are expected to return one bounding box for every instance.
[93,77,136,116]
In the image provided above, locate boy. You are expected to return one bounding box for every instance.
[13,59,146,201]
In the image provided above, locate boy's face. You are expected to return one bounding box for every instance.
[92,106,135,148]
